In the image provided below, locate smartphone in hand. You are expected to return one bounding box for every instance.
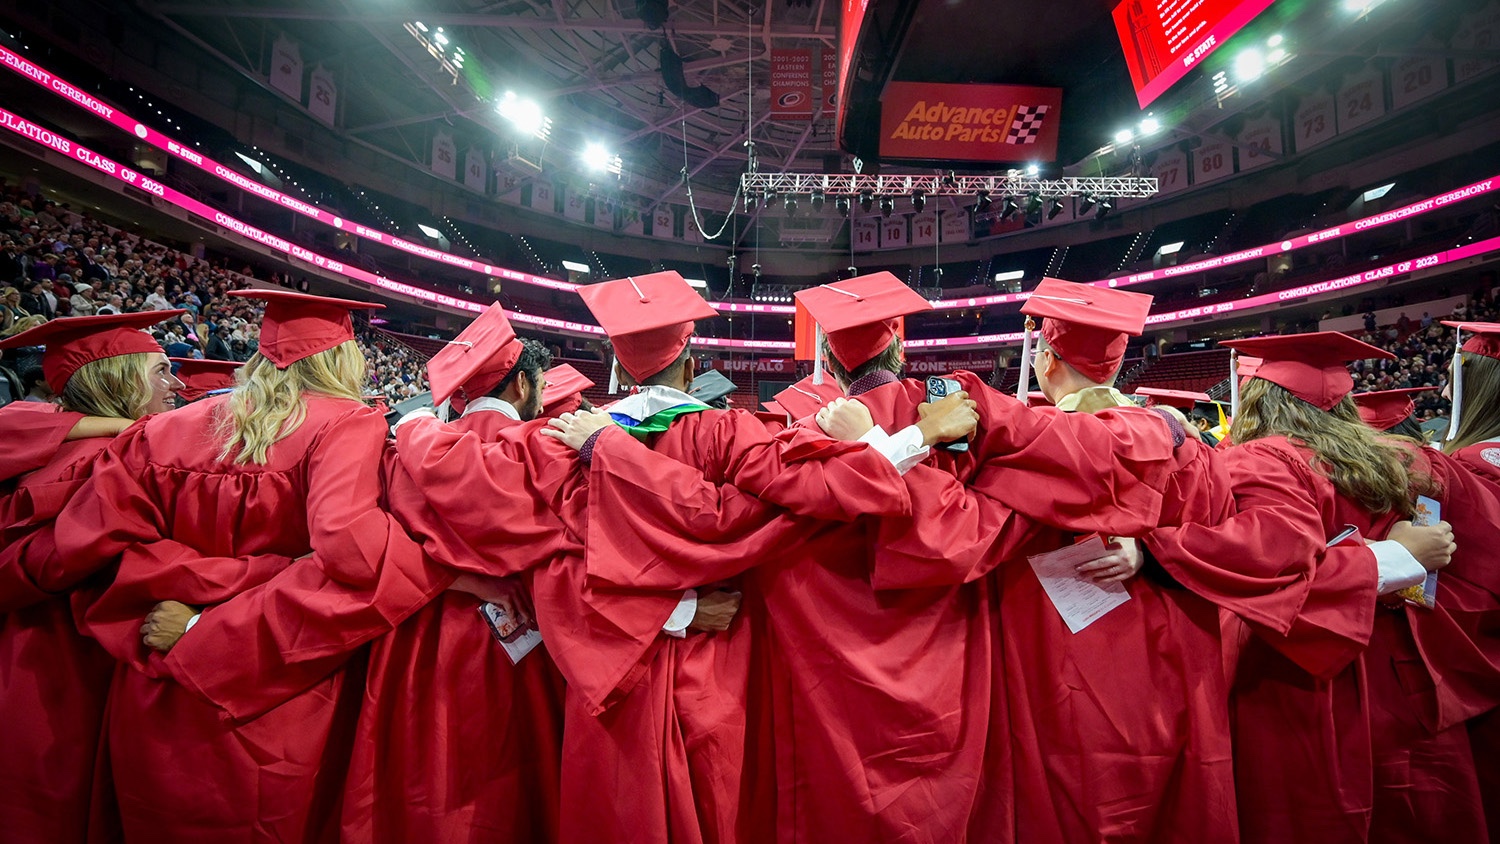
[925,376,970,452]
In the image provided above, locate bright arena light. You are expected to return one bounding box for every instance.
[497,91,551,139]
[1140,116,1161,134]
[1234,49,1266,82]
[581,142,622,174]
[1114,129,1134,145]
[1267,33,1284,47]
[1026,163,1040,176]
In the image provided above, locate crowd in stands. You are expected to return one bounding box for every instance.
[0,182,428,401]
[1348,294,1499,426]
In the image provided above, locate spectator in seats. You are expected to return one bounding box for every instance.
[205,324,233,361]
[31,252,57,284]
[1421,311,1433,329]
[95,294,124,316]
[1398,312,1412,333]
[69,283,97,317]
[19,279,50,320]
[144,284,171,311]
[20,364,52,402]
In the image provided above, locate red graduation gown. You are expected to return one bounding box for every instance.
[889,382,1237,844]
[0,434,118,844]
[401,406,909,844]
[586,376,1005,842]
[341,406,568,844]
[1218,438,1499,844]
[53,395,448,843]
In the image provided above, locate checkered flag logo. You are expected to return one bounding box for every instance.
[1006,105,1050,145]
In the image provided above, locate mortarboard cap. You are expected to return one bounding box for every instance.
[689,369,738,404]
[793,272,932,369]
[0,310,183,392]
[576,272,718,382]
[540,363,594,418]
[1135,387,1212,411]
[170,357,242,402]
[1219,332,1393,411]
[1441,321,1500,360]
[1352,387,1435,432]
[226,289,381,368]
[426,304,525,407]
[1021,277,1153,384]
[761,399,788,418]
[773,375,844,421]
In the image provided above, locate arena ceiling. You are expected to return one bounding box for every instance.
[141,0,1137,205]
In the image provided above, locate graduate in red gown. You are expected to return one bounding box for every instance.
[52,290,454,842]
[1176,332,1484,844]
[342,304,568,843]
[0,311,184,844]
[1432,322,1500,838]
[398,271,921,843]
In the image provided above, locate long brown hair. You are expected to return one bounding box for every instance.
[1444,352,1500,453]
[1232,377,1433,517]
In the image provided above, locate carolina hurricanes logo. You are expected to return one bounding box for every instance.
[777,91,807,109]
[1481,447,1500,468]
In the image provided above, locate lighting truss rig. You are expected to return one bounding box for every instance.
[739,174,1160,199]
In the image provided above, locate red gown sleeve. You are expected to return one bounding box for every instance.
[0,404,84,484]
[160,407,453,722]
[1144,440,1378,678]
[960,378,1180,537]
[870,462,1047,589]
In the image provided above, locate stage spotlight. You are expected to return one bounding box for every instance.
[811,190,826,212]
[975,190,992,213]
[1000,196,1019,220]
[1077,193,1097,214]
[784,196,798,216]
[835,196,851,216]
[1046,198,1065,220]
[764,192,777,208]
[1025,192,1043,217]
[879,196,894,217]
[1096,196,1115,219]
[912,192,926,213]
[859,191,874,213]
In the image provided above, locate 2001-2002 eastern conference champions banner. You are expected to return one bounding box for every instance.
[879,81,1064,164]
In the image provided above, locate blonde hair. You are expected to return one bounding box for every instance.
[1231,377,1432,517]
[59,353,157,419]
[216,340,368,464]
[1444,352,1500,453]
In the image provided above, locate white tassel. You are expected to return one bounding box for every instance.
[1229,351,1240,418]
[608,355,621,394]
[1445,339,1464,442]
[1015,316,1035,400]
[812,325,825,385]
[437,398,453,423]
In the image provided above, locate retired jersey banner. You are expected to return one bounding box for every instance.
[879,82,1063,163]
[770,50,814,121]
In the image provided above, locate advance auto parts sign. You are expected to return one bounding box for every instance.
[879,81,1063,163]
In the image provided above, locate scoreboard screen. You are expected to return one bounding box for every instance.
[1113,0,1279,108]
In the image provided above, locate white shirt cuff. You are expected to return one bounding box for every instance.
[859,424,930,476]
[184,613,201,633]
[662,588,698,637]
[392,407,437,432]
[1370,540,1428,595]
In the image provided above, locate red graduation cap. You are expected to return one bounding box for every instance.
[1441,321,1500,360]
[1352,387,1435,432]
[0,310,183,392]
[773,375,844,421]
[1136,387,1211,411]
[1219,332,1393,411]
[1021,278,1153,384]
[1235,354,1263,381]
[227,289,381,368]
[793,272,932,370]
[170,357,242,402]
[761,399,789,418]
[426,304,524,407]
[540,363,594,417]
[576,272,719,383]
